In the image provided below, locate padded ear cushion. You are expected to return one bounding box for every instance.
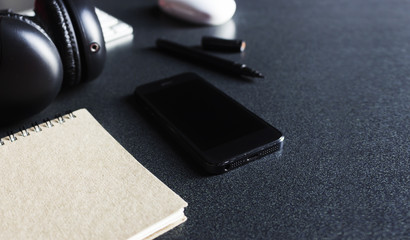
[0,11,48,38]
[34,0,82,86]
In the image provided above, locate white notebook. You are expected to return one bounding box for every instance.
[0,109,187,240]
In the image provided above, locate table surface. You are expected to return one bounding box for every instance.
[1,0,410,239]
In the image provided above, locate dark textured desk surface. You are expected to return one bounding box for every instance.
[1,0,410,239]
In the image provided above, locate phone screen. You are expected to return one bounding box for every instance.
[134,73,283,174]
[144,79,269,151]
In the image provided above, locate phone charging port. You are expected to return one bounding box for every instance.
[224,153,260,171]
[246,154,259,162]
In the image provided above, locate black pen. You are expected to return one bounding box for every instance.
[156,39,264,78]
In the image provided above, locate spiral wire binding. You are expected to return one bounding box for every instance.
[44,118,54,128]
[19,126,30,137]
[7,131,17,142]
[1,111,77,146]
[56,115,65,124]
[67,112,77,119]
[32,122,42,132]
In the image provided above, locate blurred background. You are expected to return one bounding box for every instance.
[0,0,34,11]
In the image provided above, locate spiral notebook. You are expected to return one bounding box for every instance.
[0,109,187,240]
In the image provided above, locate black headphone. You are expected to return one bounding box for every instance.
[0,0,106,123]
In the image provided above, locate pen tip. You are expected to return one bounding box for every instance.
[256,72,264,78]
[251,70,264,78]
[241,66,265,78]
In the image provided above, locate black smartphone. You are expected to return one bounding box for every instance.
[133,73,284,174]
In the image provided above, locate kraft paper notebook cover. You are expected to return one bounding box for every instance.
[0,109,187,240]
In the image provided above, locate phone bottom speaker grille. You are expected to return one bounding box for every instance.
[225,144,281,171]
[259,144,280,156]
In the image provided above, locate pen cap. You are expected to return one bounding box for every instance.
[201,36,246,52]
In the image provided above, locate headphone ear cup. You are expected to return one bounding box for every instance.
[34,0,106,85]
[0,11,49,38]
[0,15,63,122]
[34,0,82,86]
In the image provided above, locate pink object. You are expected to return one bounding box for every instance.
[158,0,236,25]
